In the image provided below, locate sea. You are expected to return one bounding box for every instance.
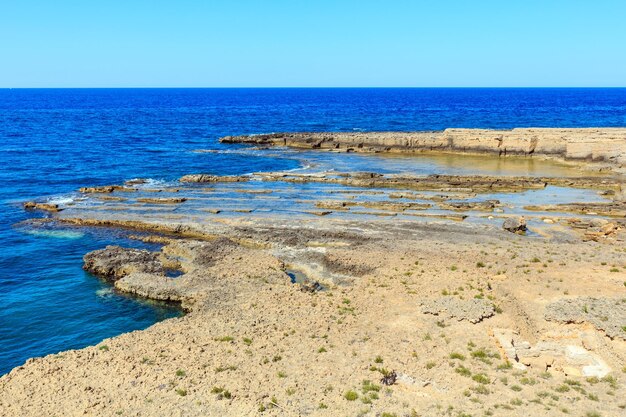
[1,88,625,375]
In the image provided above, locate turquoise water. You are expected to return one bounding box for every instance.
[1,88,625,375]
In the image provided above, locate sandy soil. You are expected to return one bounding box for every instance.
[1,213,625,417]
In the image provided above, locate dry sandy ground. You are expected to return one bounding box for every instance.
[1,214,625,417]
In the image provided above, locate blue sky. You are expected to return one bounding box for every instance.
[1,0,625,87]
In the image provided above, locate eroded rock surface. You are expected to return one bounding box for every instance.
[525,202,626,217]
[79,185,127,193]
[492,328,611,377]
[136,197,188,204]
[439,200,501,211]
[179,174,250,183]
[420,296,495,323]
[83,246,165,280]
[545,297,626,341]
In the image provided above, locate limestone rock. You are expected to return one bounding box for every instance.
[545,297,626,341]
[83,246,164,280]
[491,328,611,377]
[220,128,626,172]
[179,174,249,183]
[136,197,187,204]
[79,185,125,193]
[23,202,62,212]
[420,296,495,323]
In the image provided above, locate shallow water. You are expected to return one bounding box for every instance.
[1,88,625,375]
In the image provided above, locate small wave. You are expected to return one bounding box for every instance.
[46,196,76,205]
[130,178,176,189]
[44,192,89,206]
[23,229,85,239]
[281,162,315,172]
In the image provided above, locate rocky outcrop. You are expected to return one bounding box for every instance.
[79,185,127,193]
[525,202,626,217]
[492,328,611,377]
[23,202,63,212]
[252,171,622,193]
[179,174,250,183]
[83,246,165,280]
[545,297,626,341]
[220,128,626,170]
[315,200,431,212]
[439,200,501,211]
[420,296,495,323]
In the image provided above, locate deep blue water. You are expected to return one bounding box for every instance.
[1,88,625,375]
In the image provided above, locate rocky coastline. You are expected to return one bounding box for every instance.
[2,130,626,417]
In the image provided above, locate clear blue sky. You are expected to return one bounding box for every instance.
[1,0,625,87]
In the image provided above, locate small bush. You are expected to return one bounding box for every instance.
[344,390,358,401]
[455,366,472,377]
[472,373,490,384]
[214,336,234,342]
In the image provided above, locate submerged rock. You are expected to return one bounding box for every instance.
[502,217,527,233]
[136,197,188,204]
[83,245,164,280]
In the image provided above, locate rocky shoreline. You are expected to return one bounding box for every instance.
[221,128,626,172]
[3,132,626,416]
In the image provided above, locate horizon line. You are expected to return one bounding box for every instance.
[1,86,626,90]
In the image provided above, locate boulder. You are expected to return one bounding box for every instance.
[502,217,527,233]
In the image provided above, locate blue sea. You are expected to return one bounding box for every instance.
[1,88,625,375]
